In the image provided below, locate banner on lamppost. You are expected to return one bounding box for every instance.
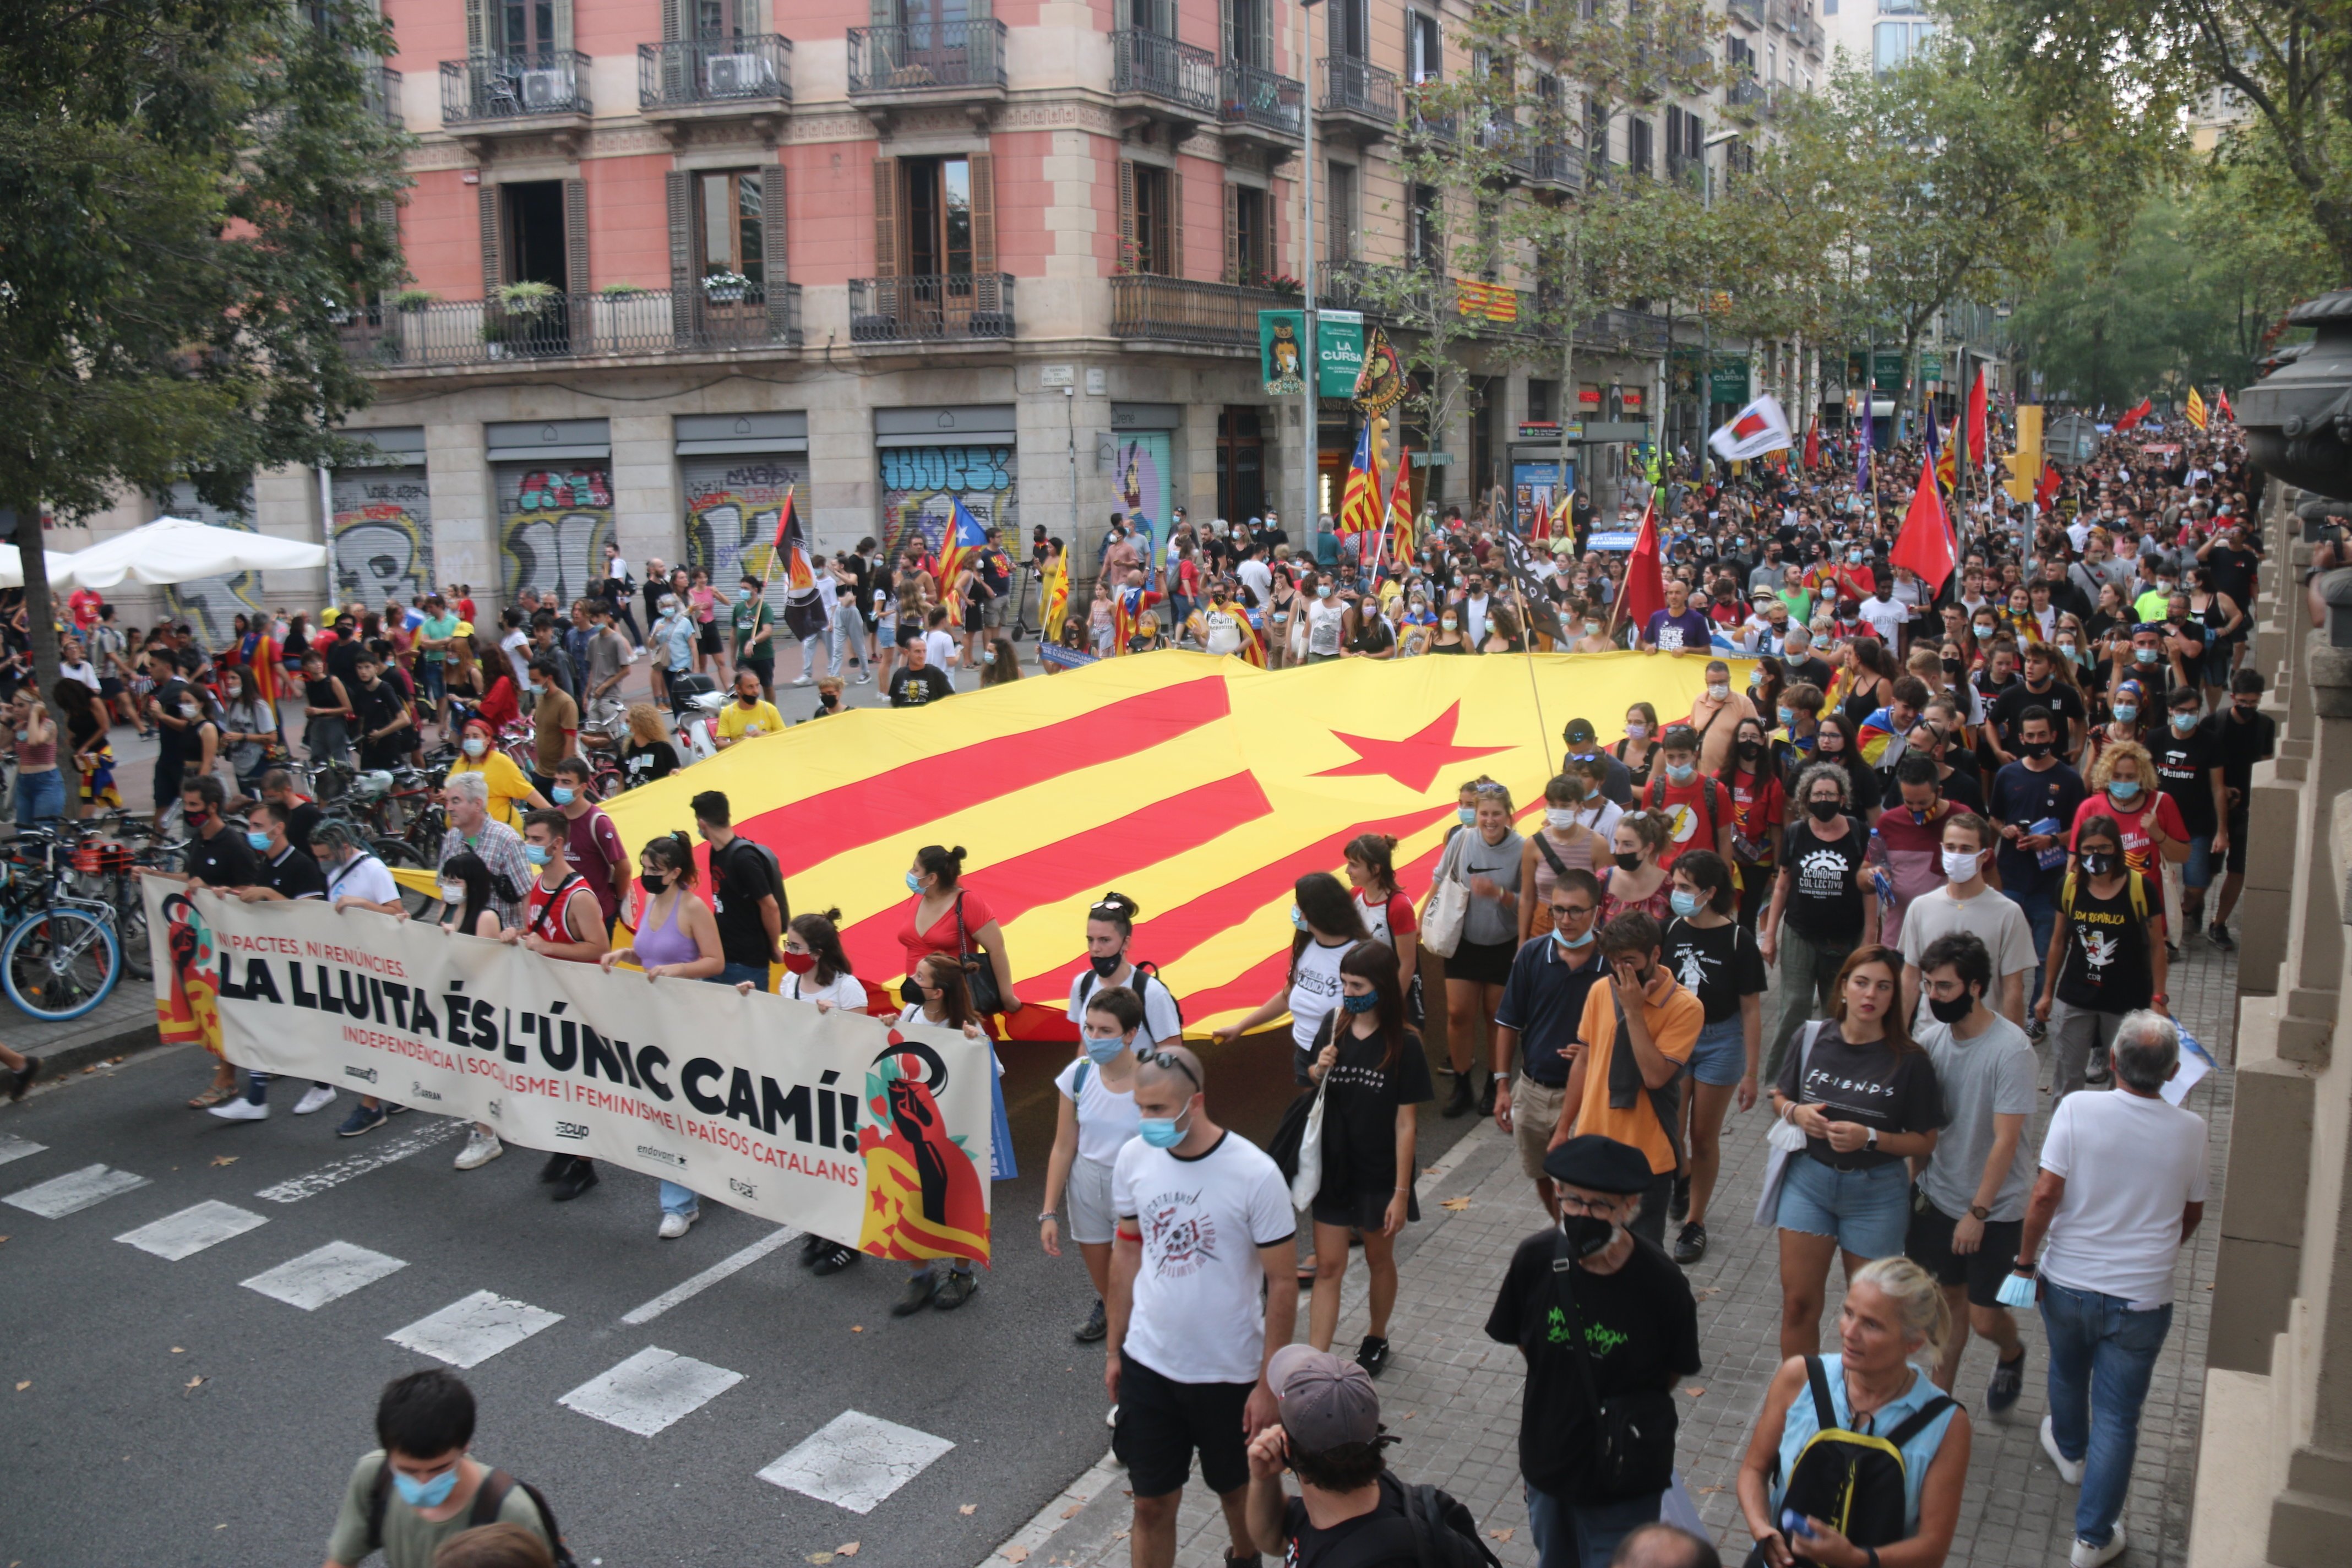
[1317,310,1366,400]
[1260,310,1306,396]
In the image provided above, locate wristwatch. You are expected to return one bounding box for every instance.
[1969,1204,1991,1222]
[1864,1127,1880,1150]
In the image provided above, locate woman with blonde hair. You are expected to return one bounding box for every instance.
[619,702,680,791]
[1738,1255,1972,1568]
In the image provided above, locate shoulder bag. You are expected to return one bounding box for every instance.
[1420,833,1470,960]
[1543,1231,1680,1500]
[954,890,1005,1014]
[1754,1020,1826,1228]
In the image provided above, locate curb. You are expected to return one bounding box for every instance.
[13,1014,168,1088]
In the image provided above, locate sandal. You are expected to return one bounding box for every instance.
[187,1083,238,1109]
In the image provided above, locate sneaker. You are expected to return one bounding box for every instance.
[2041,1414,2086,1485]
[1075,1298,1108,1343]
[1441,1073,1474,1119]
[208,1097,269,1122]
[1477,1076,1498,1118]
[658,1210,698,1239]
[335,1102,389,1138]
[892,1271,940,1316]
[791,674,814,687]
[812,1243,859,1276]
[293,1085,337,1116]
[1357,1335,1391,1377]
[800,1232,827,1266]
[2086,1058,2112,1087]
[2028,1016,2048,1042]
[551,1159,599,1201]
[6,1053,38,1102]
[855,673,872,685]
[2166,941,2180,962]
[1988,1347,2027,1415]
[933,1270,978,1310]
[1670,1174,1692,1222]
[1106,1403,1119,1429]
[454,1130,504,1170]
[1673,1221,1708,1265]
[538,1151,571,1183]
[385,1102,411,1117]
[2070,1523,2126,1568]
[2209,921,2235,950]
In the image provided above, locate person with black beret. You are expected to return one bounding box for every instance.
[1486,1134,1702,1568]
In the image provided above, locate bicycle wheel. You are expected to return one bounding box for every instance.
[3,908,121,1022]
[115,880,151,980]
[374,839,440,920]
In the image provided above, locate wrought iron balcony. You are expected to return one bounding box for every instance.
[1727,0,1765,27]
[1575,307,1669,357]
[1320,56,1398,137]
[1110,274,1287,350]
[362,64,405,129]
[1112,30,1217,119]
[847,274,1015,344]
[846,20,1007,97]
[1726,74,1765,112]
[337,286,802,371]
[440,51,591,126]
[1525,140,1583,189]
[1219,61,1303,143]
[639,35,792,111]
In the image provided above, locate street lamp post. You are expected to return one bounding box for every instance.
[1697,128,1739,486]
[1300,0,1320,543]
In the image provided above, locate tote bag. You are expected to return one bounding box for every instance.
[1420,834,1471,959]
[1754,1021,1826,1229]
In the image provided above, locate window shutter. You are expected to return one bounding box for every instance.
[668,169,696,341]
[1251,0,1271,69]
[870,157,900,279]
[478,184,503,296]
[662,0,680,39]
[1220,0,1236,67]
[1223,182,1239,284]
[1169,166,1183,279]
[1117,160,1137,274]
[374,197,400,249]
[465,0,484,54]
[564,177,591,348]
[968,151,996,277]
[870,0,894,28]
[760,164,790,337]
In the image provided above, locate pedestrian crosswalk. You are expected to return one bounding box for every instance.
[242,1240,410,1310]
[559,1346,745,1437]
[759,1409,958,1515]
[5,1162,148,1218]
[0,1134,46,1168]
[387,1289,566,1369]
[116,1199,269,1260]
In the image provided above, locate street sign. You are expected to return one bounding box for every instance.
[1414,452,1455,467]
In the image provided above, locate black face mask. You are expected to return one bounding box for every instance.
[1737,739,1763,759]
[1560,1212,1618,1259]
[2082,851,2116,876]
[2020,740,2053,760]
[1612,851,1643,872]
[1087,951,1121,979]
[1926,990,1974,1025]
[1942,657,1964,675]
[1806,798,1842,823]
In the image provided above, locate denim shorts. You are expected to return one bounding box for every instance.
[1776,1154,1912,1258]
[1681,1014,1748,1088]
[2182,832,2215,892]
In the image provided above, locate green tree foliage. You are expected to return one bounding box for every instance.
[0,0,407,687]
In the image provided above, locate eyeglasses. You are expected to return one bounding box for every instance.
[1550,903,1596,919]
[1134,1048,1200,1090]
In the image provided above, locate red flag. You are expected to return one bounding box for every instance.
[1803,421,1820,471]
[2114,398,2152,432]
[2215,388,2235,423]
[1614,499,1666,638]
[2034,461,2060,513]
[1965,368,1988,466]
[1890,454,1955,595]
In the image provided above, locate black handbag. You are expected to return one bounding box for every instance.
[1545,1232,1680,1500]
[954,891,1004,1014]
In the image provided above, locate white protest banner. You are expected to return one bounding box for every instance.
[145,882,994,1262]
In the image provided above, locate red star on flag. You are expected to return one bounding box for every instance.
[1312,702,1513,793]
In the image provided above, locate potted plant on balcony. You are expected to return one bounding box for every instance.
[1266,274,1303,300]
[487,279,558,357]
[701,270,752,304]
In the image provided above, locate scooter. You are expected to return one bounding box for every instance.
[667,672,726,764]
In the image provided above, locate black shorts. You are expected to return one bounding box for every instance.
[738,656,773,687]
[99,677,124,698]
[1112,1353,1253,1499]
[696,622,722,656]
[964,602,984,633]
[1311,1186,1419,1231]
[1904,1183,2024,1310]
[1442,937,1516,987]
[152,758,185,805]
[2225,804,2248,875]
[896,624,922,649]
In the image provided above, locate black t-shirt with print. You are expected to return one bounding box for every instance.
[2200,705,2274,797]
[1662,916,1767,1023]
[1773,1021,1945,1172]
[1484,1229,1701,1504]
[622,738,679,790]
[258,844,328,900]
[185,826,260,889]
[2055,872,2156,1014]
[1281,1473,1418,1568]
[1778,818,1866,944]
[1988,678,2087,748]
[2151,726,2223,836]
[1315,1022,1435,1199]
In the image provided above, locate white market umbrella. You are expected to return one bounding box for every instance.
[51,515,327,590]
[0,543,86,589]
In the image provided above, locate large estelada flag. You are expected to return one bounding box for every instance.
[527,651,1720,1042]
[937,497,990,613]
[1338,424,1382,536]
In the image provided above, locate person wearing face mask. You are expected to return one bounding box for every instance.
[1895,812,2037,1030]
[1683,660,1755,775]
[1640,725,1733,873]
[1298,942,1431,1374]
[1493,869,1610,1222]
[1298,570,1347,663]
[1760,764,1875,1082]
[1068,890,1184,1051]
[2071,741,2185,886]
[205,798,335,1123]
[1987,706,2088,1027]
[1518,774,1613,943]
[1213,872,1373,1102]
[2037,815,2166,1102]
[140,776,264,1108]
[2151,684,2230,944]
[444,717,547,829]
[1044,985,1148,1353]
[1488,1145,1701,1568]
[321,1369,558,1568]
[499,810,612,1200]
[1188,578,1249,658]
[1433,787,1524,1117]
[2197,667,2273,948]
[1561,717,1635,808]
[896,842,1020,1020]
[1659,852,1765,1266]
[715,666,785,747]
[1721,715,1784,929]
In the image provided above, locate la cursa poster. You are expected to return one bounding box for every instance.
[146,883,994,1264]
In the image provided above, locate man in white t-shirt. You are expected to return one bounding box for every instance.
[1234,551,1274,611]
[1898,812,2038,1027]
[1108,1046,1296,1568]
[1858,577,1908,646]
[2007,1010,2207,1568]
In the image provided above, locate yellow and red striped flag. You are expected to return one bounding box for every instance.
[1338,424,1382,536]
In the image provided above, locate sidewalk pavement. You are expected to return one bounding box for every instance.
[999,938,2239,1568]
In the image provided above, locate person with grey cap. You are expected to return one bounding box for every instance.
[1562,718,1635,808]
[1243,1343,1498,1568]
[1486,1134,1700,1568]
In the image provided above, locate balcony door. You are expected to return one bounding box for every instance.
[1329,0,1367,61]
[872,154,998,331]
[690,0,750,39]
[1224,0,1272,70]
[499,0,556,56]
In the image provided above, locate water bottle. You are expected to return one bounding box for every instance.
[1868,829,1894,914]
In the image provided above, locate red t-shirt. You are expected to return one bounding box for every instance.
[67,589,102,632]
[898,887,998,978]
[563,806,627,923]
[1355,886,1418,952]
[1728,766,1785,862]
[2070,790,2186,876]
[1645,774,1723,869]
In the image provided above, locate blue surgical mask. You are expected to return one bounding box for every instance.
[1777,706,1796,728]
[1289,906,1308,931]
[1553,924,1594,950]
[392,1466,461,1510]
[2170,712,2197,734]
[1457,805,1476,825]
[1665,761,1696,785]
[1341,989,1380,1014]
[906,871,924,893]
[2113,704,2138,723]
[523,843,550,867]
[1137,1107,1190,1149]
[2135,645,2160,665]
[2108,778,2142,801]
[246,831,271,852]
[1669,889,1701,918]
[1082,1031,1128,1066]
[549,786,575,806]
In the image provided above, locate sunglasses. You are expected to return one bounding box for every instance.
[1134,1049,1200,1091]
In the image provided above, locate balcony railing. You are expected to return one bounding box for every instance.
[1112,29,1217,116]
[1526,140,1583,187]
[848,274,1015,342]
[1727,0,1765,26]
[1576,307,1669,356]
[846,20,1007,96]
[1795,14,1825,51]
[362,64,404,129]
[440,51,591,124]
[1725,74,1764,112]
[639,35,792,110]
[337,286,802,369]
[1219,61,1303,138]
[1321,56,1398,123]
[1110,274,1287,348]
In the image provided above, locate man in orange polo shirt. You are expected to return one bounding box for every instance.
[1548,911,1704,1245]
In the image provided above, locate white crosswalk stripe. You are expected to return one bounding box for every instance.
[254,1117,463,1204]
[387,1290,564,1368]
[757,1409,956,1515]
[242,1241,410,1310]
[558,1347,746,1437]
[4,1162,148,1218]
[115,1200,269,1261]
[0,1134,47,1168]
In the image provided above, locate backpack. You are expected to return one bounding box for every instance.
[1076,960,1183,1032]
[365,1458,581,1568]
[720,834,791,925]
[1313,1473,1504,1568]
[2060,867,2147,923]
[1645,772,1724,841]
[1761,1357,1953,1554]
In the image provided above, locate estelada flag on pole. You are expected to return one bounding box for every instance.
[1891,451,1956,596]
[2114,398,2152,432]
[771,486,816,594]
[1338,423,1382,536]
[2185,386,2209,431]
[1612,498,1667,639]
[1382,447,1416,564]
[2034,460,2061,513]
[937,497,989,613]
[1964,367,1989,467]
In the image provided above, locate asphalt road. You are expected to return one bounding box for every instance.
[0,1008,1479,1567]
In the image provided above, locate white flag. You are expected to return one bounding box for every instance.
[1708,395,1794,461]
